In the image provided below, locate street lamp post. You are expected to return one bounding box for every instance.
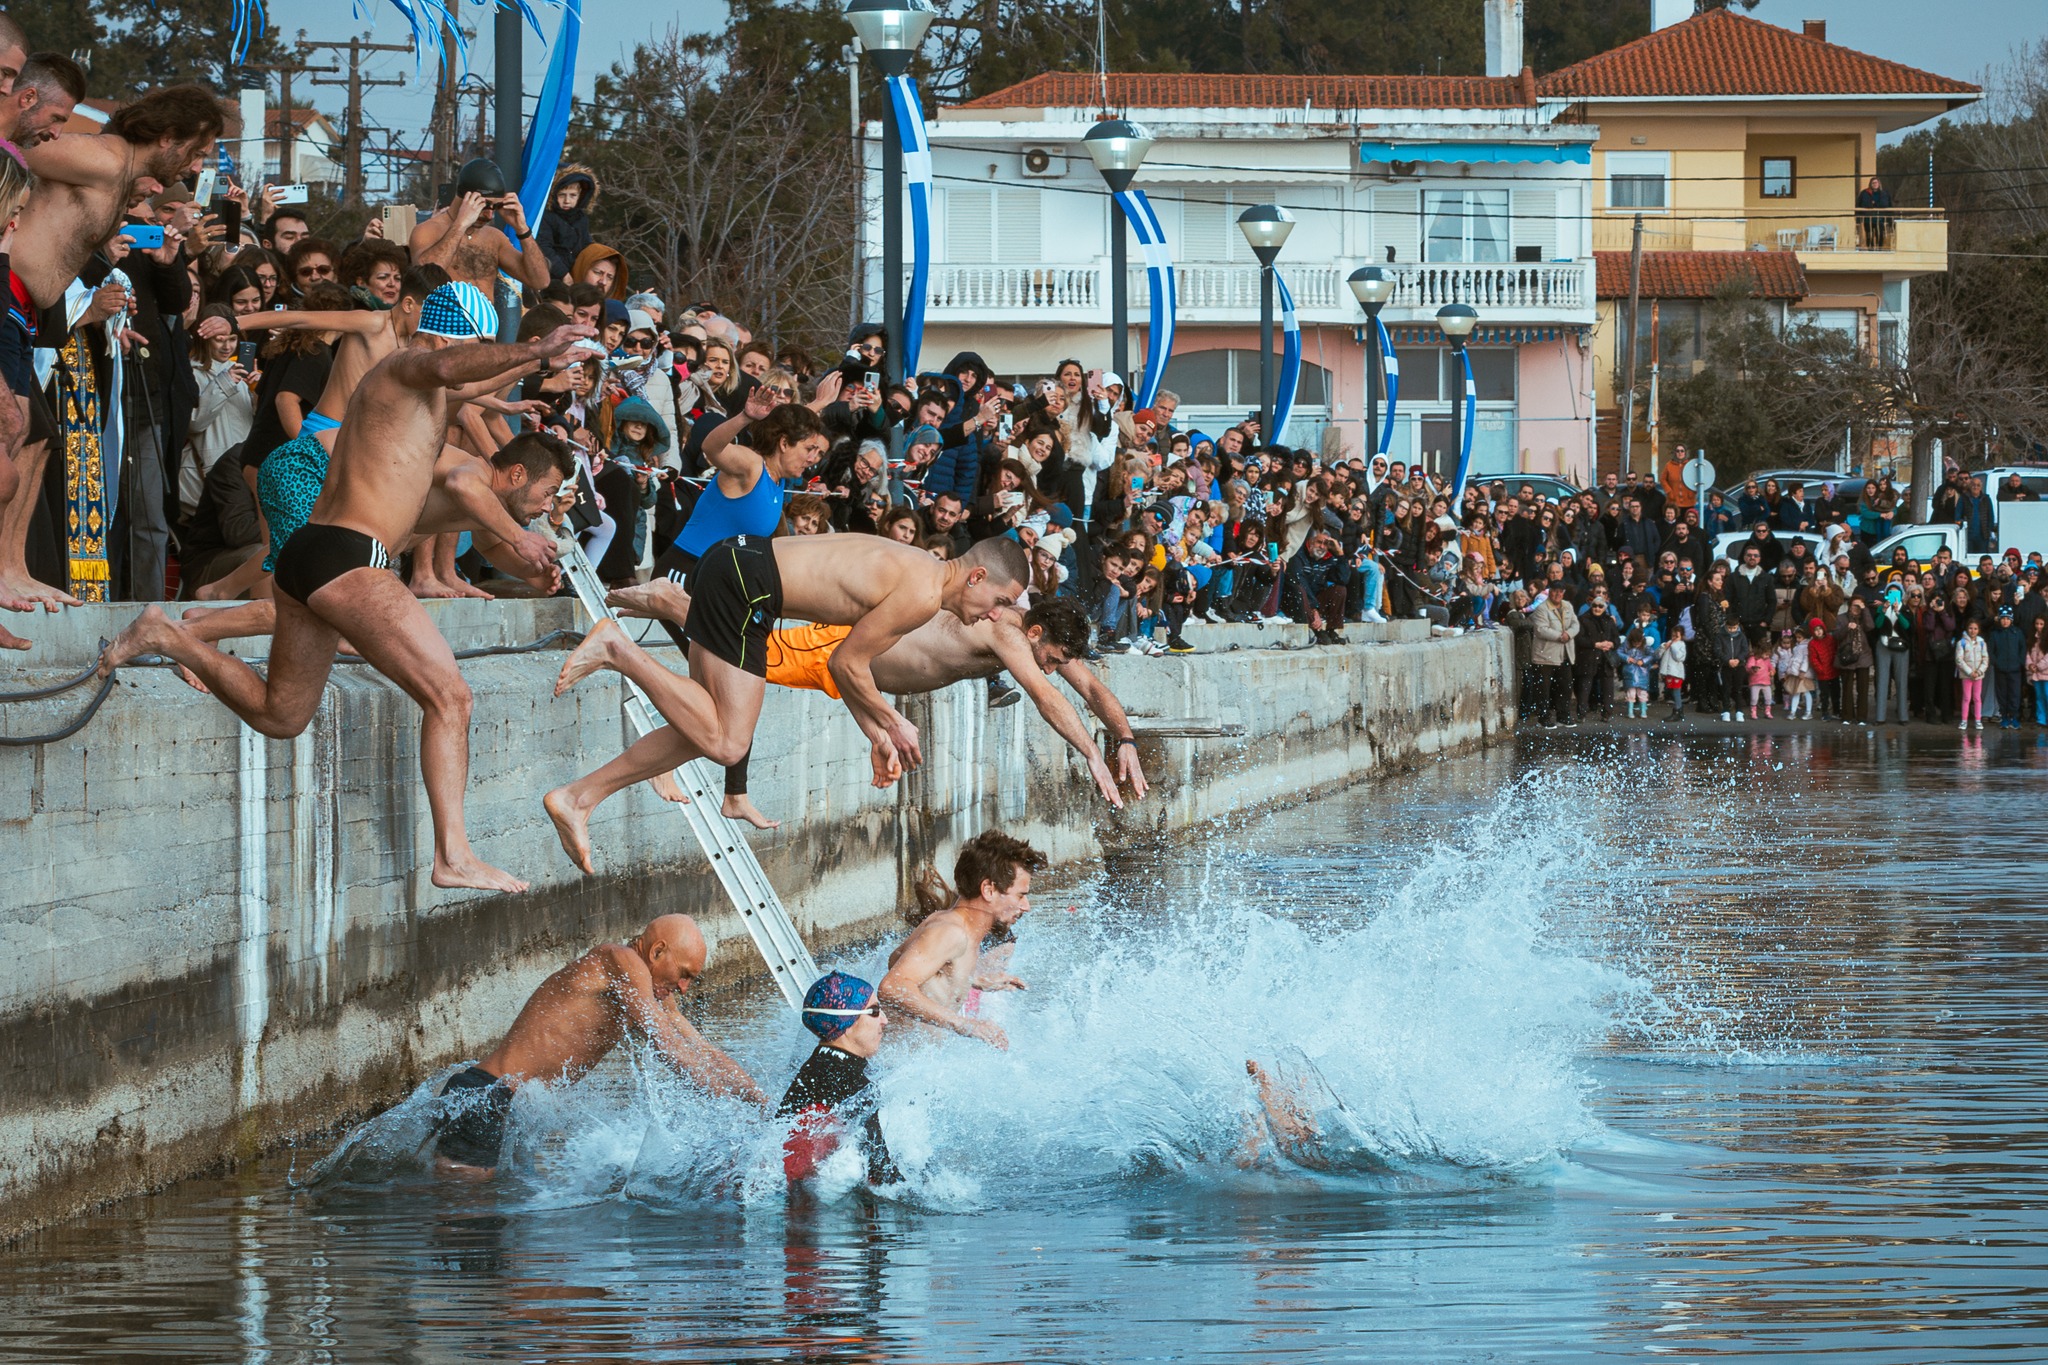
[1084,117,1154,382]
[1348,265,1396,459]
[845,0,933,387]
[1237,204,1294,443]
[1436,302,1479,495]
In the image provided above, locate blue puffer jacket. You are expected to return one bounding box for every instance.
[1988,621,2026,672]
[923,438,988,506]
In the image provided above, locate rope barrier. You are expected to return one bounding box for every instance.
[0,627,590,749]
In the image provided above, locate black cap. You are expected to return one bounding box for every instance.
[454,158,508,199]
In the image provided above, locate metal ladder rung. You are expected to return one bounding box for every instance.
[550,531,820,1011]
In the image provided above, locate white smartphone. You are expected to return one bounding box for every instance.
[193,168,217,203]
[274,183,309,205]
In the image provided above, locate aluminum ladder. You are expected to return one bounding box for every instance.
[551,530,819,1010]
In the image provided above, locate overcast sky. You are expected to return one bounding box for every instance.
[252,0,2043,170]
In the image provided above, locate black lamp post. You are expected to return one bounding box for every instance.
[845,0,934,387]
[1436,302,1479,492]
[1237,203,1294,443]
[1348,265,1396,459]
[1084,117,1154,382]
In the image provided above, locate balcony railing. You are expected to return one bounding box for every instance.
[916,258,1594,319]
[1588,209,1948,261]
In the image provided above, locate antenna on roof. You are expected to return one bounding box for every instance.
[1096,0,1110,114]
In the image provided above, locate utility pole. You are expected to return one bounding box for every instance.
[1619,212,1643,477]
[307,35,410,205]
[428,17,461,200]
[242,49,338,185]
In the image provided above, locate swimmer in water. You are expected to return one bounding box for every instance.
[431,913,765,1177]
[878,831,1047,1050]
[779,971,901,1186]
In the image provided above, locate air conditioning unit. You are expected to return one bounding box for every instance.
[1019,146,1068,178]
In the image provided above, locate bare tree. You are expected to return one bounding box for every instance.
[574,30,858,350]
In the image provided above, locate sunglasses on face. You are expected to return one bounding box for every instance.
[760,385,794,401]
[621,336,654,351]
[298,264,333,279]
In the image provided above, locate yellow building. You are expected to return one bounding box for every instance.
[1535,9,1979,473]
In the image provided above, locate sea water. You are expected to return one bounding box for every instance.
[4,729,2047,1362]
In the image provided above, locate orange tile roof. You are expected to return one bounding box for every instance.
[957,71,1536,112]
[1539,9,1978,101]
[1595,250,1808,300]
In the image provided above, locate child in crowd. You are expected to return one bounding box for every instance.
[1746,630,1778,719]
[1807,616,1839,720]
[2030,618,2048,726]
[1618,628,1654,718]
[1657,632,1687,722]
[1775,627,1813,719]
[1955,617,1989,730]
[1989,608,2026,730]
[1717,615,1751,722]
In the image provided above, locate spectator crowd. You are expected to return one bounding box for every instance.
[2,28,2046,739]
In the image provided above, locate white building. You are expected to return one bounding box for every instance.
[864,59,1602,480]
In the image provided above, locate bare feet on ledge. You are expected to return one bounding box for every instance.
[0,568,81,613]
[543,785,595,875]
[98,605,179,676]
[554,618,624,697]
[605,579,688,622]
[721,793,780,830]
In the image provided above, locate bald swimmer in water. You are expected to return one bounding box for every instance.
[433,913,766,1176]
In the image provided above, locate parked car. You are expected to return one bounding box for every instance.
[1712,524,1968,573]
[1712,529,1827,563]
[1494,474,1582,504]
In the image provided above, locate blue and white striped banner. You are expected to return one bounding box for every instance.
[887,74,933,379]
[1272,271,1302,443]
[1112,188,1176,409]
[516,0,581,229]
[1374,315,1398,458]
[1450,347,1477,503]
[237,0,548,71]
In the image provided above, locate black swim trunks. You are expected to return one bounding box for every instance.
[272,523,393,605]
[433,1065,513,1168]
[682,534,782,676]
[647,541,701,651]
[1,271,34,398]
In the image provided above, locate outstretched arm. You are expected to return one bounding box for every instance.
[610,952,767,1106]
[878,924,1005,1047]
[1057,657,1148,799]
[424,447,560,583]
[388,323,593,394]
[988,624,1121,808]
[23,134,127,188]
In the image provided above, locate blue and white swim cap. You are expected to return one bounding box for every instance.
[416,281,498,339]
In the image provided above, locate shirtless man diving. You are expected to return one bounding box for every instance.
[609,588,1151,821]
[100,285,594,893]
[433,913,765,1176]
[878,830,1046,1050]
[4,83,220,616]
[544,532,1030,874]
[408,157,550,296]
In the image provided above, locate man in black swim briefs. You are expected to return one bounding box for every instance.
[99,287,594,894]
[431,913,765,1177]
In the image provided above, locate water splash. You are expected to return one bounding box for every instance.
[311,766,1659,1209]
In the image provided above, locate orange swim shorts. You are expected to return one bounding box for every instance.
[765,623,851,698]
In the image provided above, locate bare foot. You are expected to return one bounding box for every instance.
[721,793,781,829]
[0,570,81,613]
[431,852,529,894]
[179,605,224,624]
[411,575,460,599]
[451,578,493,600]
[543,786,595,874]
[99,604,180,676]
[553,618,623,697]
[650,770,688,804]
[0,623,27,651]
[606,579,689,622]
[176,664,209,693]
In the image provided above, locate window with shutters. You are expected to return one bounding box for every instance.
[1605,151,1669,212]
[942,186,1042,262]
[1511,188,1558,262]
[1370,187,1421,264]
[1169,187,1277,261]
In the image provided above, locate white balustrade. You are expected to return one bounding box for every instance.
[1388,261,1591,311]
[923,264,1100,312]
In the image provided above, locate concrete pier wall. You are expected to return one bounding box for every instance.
[0,600,1513,1240]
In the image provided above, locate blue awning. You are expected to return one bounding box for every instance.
[1360,141,1591,166]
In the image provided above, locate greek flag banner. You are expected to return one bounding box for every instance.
[1451,348,1478,503]
[1112,188,1176,409]
[1272,271,1302,443]
[1375,315,1399,458]
[887,75,933,378]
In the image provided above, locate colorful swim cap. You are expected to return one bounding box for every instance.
[416,281,498,340]
[801,970,876,1043]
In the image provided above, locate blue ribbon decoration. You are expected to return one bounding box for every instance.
[1375,315,1399,459]
[517,0,581,225]
[1272,271,1302,444]
[1450,347,1477,503]
[886,75,932,379]
[1112,188,1176,410]
[234,0,549,75]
